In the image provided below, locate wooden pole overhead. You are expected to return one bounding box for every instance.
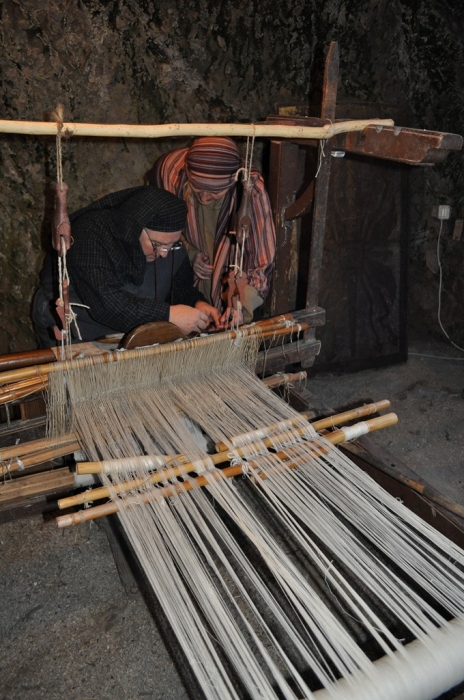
[0,118,394,140]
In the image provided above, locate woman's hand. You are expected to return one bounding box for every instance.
[195,301,222,329]
[169,305,212,334]
[193,252,213,280]
[219,306,244,328]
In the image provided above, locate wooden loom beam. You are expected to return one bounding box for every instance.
[263,41,339,371]
[0,321,307,389]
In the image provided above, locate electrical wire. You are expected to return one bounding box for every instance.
[436,218,464,353]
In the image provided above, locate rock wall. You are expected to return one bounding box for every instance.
[0,0,462,353]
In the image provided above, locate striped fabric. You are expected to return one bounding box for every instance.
[152,139,276,310]
[186,136,241,192]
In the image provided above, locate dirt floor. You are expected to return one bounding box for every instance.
[0,328,463,700]
[307,328,464,509]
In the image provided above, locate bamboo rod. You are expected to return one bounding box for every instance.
[214,399,392,453]
[0,441,81,476]
[305,400,391,431]
[0,468,75,505]
[0,119,394,140]
[56,412,398,527]
[0,433,79,462]
[0,321,306,385]
[60,412,397,510]
[0,314,295,390]
[75,400,391,476]
[0,377,48,405]
[75,400,391,477]
[262,371,307,389]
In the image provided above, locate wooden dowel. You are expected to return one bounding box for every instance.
[59,413,397,512]
[262,371,307,389]
[75,400,391,477]
[0,321,306,386]
[244,313,293,329]
[0,119,394,140]
[56,413,398,527]
[310,400,392,431]
[214,399,392,453]
[0,348,57,373]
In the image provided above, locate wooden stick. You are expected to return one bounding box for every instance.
[261,371,307,389]
[0,377,49,405]
[75,400,391,477]
[60,412,397,510]
[56,413,398,527]
[0,321,306,385]
[0,433,79,462]
[214,399,391,453]
[0,119,394,140]
[0,441,81,476]
[0,468,75,507]
[0,348,56,373]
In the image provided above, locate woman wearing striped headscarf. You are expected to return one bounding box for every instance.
[148,137,276,324]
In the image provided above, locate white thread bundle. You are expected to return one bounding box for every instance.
[48,334,464,699]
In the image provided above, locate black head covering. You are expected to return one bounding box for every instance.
[70,186,187,233]
[118,186,187,232]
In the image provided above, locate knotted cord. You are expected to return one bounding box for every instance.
[52,105,88,358]
[227,136,256,328]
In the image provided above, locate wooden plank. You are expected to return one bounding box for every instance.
[293,307,326,327]
[0,415,46,439]
[266,116,463,165]
[333,125,463,165]
[266,140,302,315]
[314,151,408,371]
[305,41,339,314]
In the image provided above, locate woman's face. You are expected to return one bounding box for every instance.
[139,228,182,261]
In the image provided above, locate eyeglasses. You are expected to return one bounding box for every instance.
[144,230,183,254]
[149,240,183,253]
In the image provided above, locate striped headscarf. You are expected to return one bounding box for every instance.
[186,137,241,192]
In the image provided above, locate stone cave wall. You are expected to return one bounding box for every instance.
[0,0,463,354]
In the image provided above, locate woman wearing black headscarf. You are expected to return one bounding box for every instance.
[32,186,220,347]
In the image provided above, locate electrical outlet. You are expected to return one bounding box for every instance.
[438,204,450,220]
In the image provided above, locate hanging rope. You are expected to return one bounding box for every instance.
[225,135,256,328]
[51,104,87,357]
